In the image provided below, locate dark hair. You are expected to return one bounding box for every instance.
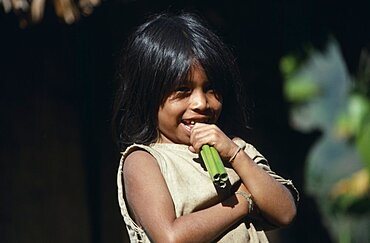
[113,12,249,150]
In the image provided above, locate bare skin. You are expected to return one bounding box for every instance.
[189,123,297,227]
[123,65,296,242]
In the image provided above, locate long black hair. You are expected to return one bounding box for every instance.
[113,12,249,150]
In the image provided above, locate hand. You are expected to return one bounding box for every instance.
[188,123,240,161]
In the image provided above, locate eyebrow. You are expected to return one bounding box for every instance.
[177,79,193,87]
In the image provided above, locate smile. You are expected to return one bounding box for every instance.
[181,120,196,132]
[181,118,210,132]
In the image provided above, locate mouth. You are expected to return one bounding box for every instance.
[181,118,210,132]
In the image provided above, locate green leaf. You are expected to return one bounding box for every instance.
[284,77,320,102]
[283,39,351,132]
[280,55,298,77]
[348,93,370,136]
[356,123,370,171]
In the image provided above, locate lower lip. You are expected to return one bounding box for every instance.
[181,123,193,135]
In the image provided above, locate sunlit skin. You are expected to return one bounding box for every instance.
[157,64,240,160]
[123,64,297,242]
[157,64,222,145]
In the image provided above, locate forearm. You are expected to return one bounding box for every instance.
[231,150,297,226]
[143,193,249,243]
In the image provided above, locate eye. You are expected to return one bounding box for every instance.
[204,83,222,101]
[204,83,216,93]
[169,86,192,100]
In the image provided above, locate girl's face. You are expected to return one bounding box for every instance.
[157,65,222,145]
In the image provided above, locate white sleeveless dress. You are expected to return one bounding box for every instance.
[117,139,299,242]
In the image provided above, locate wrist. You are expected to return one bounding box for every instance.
[235,191,254,215]
[228,146,242,163]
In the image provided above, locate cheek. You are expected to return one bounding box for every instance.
[159,101,184,122]
[210,94,222,108]
[210,98,223,120]
[215,103,222,120]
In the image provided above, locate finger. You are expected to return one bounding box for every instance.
[188,146,196,153]
[190,123,219,141]
[190,131,218,152]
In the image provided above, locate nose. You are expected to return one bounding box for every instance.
[189,89,208,111]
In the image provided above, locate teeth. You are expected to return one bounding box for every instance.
[190,121,195,125]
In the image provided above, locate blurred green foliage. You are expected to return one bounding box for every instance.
[280,39,370,243]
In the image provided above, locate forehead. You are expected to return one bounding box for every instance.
[181,64,209,85]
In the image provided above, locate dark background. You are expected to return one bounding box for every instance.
[1,0,370,242]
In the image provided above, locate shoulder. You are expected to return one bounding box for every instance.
[121,144,159,167]
[123,149,159,176]
[120,144,163,186]
[122,148,167,205]
[125,148,155,161]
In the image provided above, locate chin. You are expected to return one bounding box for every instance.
[175,133,192,145]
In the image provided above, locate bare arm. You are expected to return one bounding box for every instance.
[123,150,252,243]
[189,123,297,227]
[229,147,297,226]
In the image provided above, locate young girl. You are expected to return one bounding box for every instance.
[113,12,299,243]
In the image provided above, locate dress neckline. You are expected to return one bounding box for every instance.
[150,143,190,151]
